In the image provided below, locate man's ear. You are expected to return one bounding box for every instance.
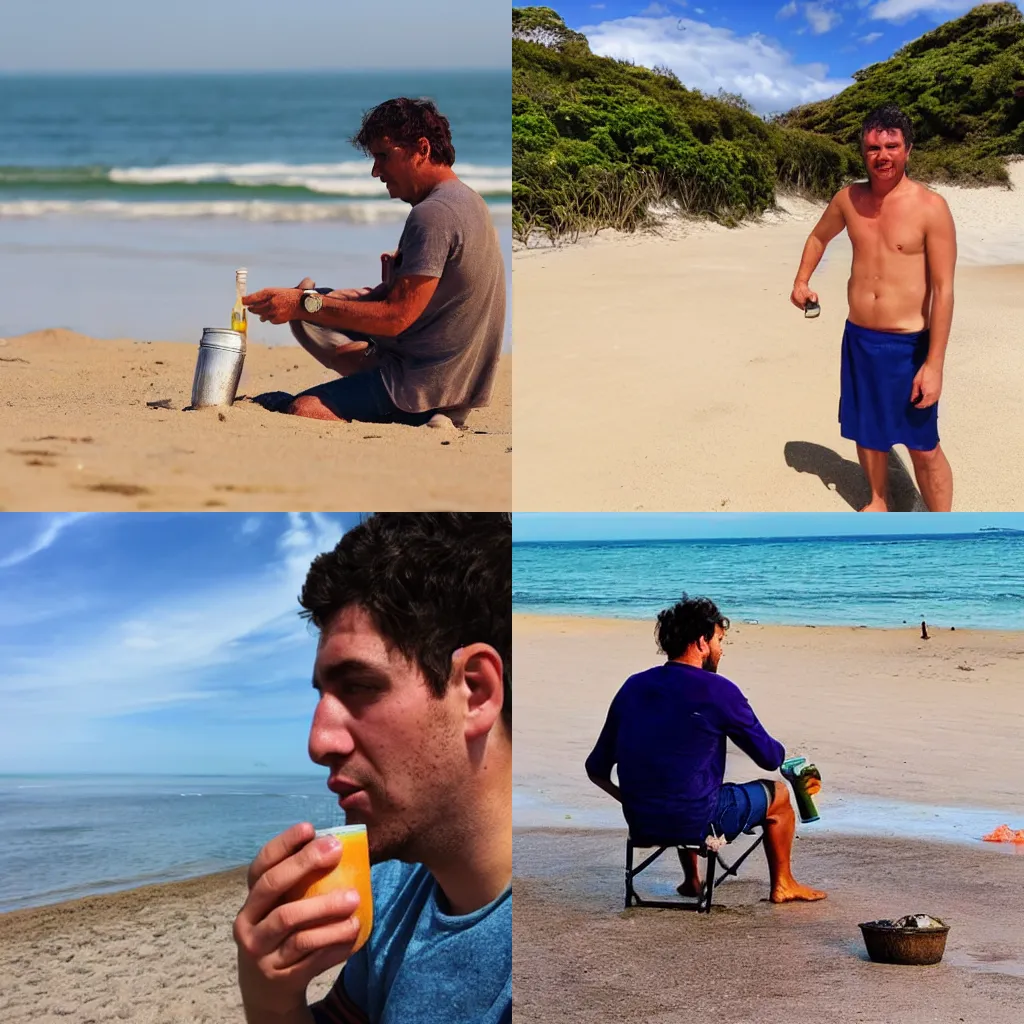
[452,643,504,739]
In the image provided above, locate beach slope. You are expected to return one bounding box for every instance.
[0,331,510,511]
[512,614,1024,1021]
[513,167,1024,511]
[0,869,338,1024]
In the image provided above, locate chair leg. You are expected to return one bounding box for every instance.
[700,849,717,913]
[625,839,633,909]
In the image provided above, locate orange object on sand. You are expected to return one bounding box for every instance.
[982,824,1024,843]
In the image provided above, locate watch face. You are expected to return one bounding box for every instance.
[304,292,321,313]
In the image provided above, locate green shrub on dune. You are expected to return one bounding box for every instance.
[779,2,1024,185]
[513,3,1024,243]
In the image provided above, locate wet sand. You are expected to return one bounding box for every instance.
[514,829,1024,1024]
[0,330,510,511]
[0,869,338,1024]
[512,614,1024,1021]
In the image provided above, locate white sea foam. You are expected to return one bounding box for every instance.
[0,198,513,223]
[107,161,512,196]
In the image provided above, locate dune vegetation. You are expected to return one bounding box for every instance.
[513,3,1024,243]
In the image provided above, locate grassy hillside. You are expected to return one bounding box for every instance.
[513,4,1024,243]
[779,2,1024,185]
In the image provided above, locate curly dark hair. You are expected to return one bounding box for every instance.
[351,97,456,166]
[860,105,914,149]
[655,594,729,661]
[299,513,510,729]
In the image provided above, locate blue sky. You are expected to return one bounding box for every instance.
[0,513,364,775]
[539,0,1017,114]
[513,512,1024,541]
[0,0,506,72]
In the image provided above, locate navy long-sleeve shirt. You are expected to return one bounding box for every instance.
[585,662,785,842]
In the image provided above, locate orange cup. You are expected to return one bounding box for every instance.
[286,824,373,952]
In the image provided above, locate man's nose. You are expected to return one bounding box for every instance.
[308,698,357,763]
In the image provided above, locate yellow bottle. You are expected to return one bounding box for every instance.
[231,267,248,337]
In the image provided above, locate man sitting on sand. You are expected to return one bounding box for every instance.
[585,595,825,904]
[233,514,511,1023]
[790,105,956,512]
[243,98,506,428]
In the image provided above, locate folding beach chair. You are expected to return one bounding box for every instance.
[624,829,765,914]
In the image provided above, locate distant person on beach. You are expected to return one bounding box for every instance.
[790,105,956,512]
[585,595,825,904]
[243,98,506,428]
[233,514,511,1024]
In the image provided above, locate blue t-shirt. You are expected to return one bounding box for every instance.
[311,860,511,1024]
[585,662,785,841]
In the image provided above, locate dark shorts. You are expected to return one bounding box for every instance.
[839,320,940,452]
[707,780,773,841]
[300,369,437,426]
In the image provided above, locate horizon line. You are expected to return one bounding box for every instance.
[0,66,508,76]
[513,529,1021,544]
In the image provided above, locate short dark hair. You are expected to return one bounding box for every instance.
[655,595,729,661]
[351,97,456,166]
[860,105,914,149]
[299,513,510,729]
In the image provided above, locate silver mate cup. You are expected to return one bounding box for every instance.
[190,328,246,408]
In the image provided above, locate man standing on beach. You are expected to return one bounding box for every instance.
[586,595,825,904]
[233,514,511,1024]
[244,98,506,428]
[790,105,956,512]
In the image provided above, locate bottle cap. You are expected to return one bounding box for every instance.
[236,267,248,283]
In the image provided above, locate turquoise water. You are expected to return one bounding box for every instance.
[0,72,510,216]
[512,532,1024,629]
[0,72,511,344]
[0,774,344,913]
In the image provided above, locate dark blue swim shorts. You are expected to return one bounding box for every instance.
[707,780,773,842]
[299,369,438,426]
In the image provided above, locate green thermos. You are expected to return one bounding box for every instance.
[781,756,821,823]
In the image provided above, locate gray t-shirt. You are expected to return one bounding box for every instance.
[377,177,506,413]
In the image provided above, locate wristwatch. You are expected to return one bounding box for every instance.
[301,289,324,314]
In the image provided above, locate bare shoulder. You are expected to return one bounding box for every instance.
[834,182,860,205]
[913,180,953,219]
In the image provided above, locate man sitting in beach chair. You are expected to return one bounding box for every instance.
[585,594,826,904]
[243,97,506,427]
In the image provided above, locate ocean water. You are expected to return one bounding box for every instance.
[0,774,344,913]
[0,71,512,345]
[513,532,1024,629]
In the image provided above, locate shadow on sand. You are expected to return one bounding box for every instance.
[784,441,926,512]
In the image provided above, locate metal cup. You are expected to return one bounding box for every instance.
[191,328,246,408]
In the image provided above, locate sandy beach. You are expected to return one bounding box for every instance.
[0,331,510,511]
[513,614,1024,1021]
[0,869,338,1024]
[513,163,1024,512]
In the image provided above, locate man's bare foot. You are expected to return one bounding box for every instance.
[676,879,703,898]
[859,498,888,512]
[770,881,827,903]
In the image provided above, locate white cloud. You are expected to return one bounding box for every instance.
[806,2,842,33]
[580,14,852,114]
[868,0,996,22]
[0,513,90,570]
[859,31,884,42]
[778,1,799,16]
[0,513,347,726]
[643,2,672,13]
[240,515,262,536]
